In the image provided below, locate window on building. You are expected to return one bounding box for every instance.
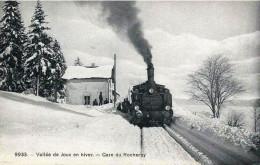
[84,96,91,105]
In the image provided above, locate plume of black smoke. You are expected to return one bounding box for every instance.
[102,1,153,68]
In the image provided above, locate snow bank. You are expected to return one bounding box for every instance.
[173,103,259,151]
[165,126,212,165]
[0,91,141,165]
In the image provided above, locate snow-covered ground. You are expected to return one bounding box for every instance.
[173,101,259,151]
[142,127,199,165]
[0,91,140,165]
[0,91,197,165]
[178,104,255,131]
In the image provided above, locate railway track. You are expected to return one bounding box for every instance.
[139,126,199,164]
[118,109,259,164]
[140,128,144,155]
[138,123,260,165]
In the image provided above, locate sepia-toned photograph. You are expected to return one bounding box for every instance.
[0,0,259,164]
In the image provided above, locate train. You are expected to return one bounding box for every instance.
[125,66,173,127]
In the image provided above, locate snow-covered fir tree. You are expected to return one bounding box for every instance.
[52,40,66,77]
[52,39,66,98]
[0,1,28,92]
[24,0,66,98]
[24,0,53,96]
[42,39,66,101]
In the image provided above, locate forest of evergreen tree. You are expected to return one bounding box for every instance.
[0,0,66,101]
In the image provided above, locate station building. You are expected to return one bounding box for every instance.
[62,64,114,105]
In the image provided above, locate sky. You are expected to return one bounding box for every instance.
[0,1,259,99]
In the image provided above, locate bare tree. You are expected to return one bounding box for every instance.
[253,99,260,132]
[187,55,245,118]
[227,110,245,128]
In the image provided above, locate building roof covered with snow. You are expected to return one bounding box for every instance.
[62,65,113,80]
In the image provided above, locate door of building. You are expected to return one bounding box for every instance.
[84,96,91,105]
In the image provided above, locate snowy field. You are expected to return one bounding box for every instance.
[0,91,197,165]
[173,101,259,150]
[178,104,255,131]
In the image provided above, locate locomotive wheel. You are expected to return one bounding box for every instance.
[164,117,172,125]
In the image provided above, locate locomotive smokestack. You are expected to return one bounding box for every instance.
[147,64,154,84]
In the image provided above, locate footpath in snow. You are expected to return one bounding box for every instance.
[0,91,197,165]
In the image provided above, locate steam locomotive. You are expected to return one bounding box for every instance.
[127,66,173,126]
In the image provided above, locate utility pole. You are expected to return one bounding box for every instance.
[36,74,39,96]
[114,54,116,108]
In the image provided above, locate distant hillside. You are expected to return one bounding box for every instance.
[173,98,260,107]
